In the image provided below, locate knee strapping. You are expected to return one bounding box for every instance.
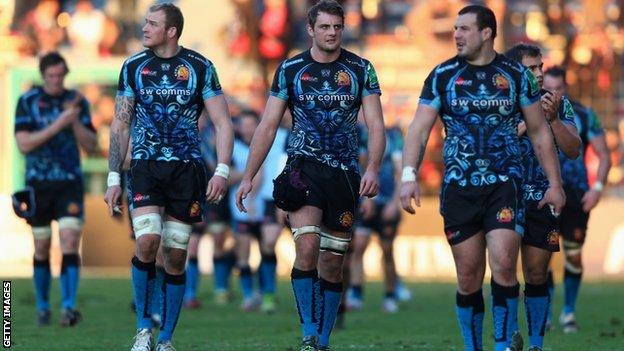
[292,225,321,240]
[132,213,163,238]
[32,226,52,240]
[58,217,83,231]
[162,221,192,250]
[320,232,351,255]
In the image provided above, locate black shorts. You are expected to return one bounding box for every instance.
[263,200,278,224]
[356,206,400,239]
[299,160,360,232]
[204,191,231,224]
[560,186,589,245]
[232,220,262,239]
[127,159,208,223]
[440,179,524,246]
[522,200,560,252]
[27,180,84,227]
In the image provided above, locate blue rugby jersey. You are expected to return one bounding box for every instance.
[14,87,94,182]
[359,125,403,204]
[270,49,381,172]
[420,54,541,187]
[520,90,577,201]
[117,48,223,161]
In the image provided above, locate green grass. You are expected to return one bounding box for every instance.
[5,278,624,350]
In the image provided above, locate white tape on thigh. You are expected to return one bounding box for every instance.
[320,232,351,255]
[564,260,583,274]
[207,222,228,234]
[162,221,192,250]
[58,217,83,231]
[132,213,163,238]
[32,226,52,239]
[292,225,321,240]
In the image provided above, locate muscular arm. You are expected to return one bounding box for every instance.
[523,101,562,187]
[550,119,580,159]
[361,94,385,173]
[108,96,135,173]
[590,134,611,186]
[402,104,438,173]
[71,121,97,153]
[204,95,233,167]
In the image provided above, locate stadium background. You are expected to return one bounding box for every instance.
[0,0,623,282]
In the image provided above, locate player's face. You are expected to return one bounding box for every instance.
[543,74,566,95]
[238,115,258,144]
[454,13,488,59]
[308,12,344,53]
[42,62,67,96]
[521,55,544,89]
[142,10,169,48]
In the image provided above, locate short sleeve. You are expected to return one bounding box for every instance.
[362,61,381,97]
[269,61,289,101]
[202,60,224,100]
[559,96,577,129]
[586,108,605,140]
[116,61,135,98]
[79,97,96,132]
[14,95,35,133]
[418,68,441,111]
[519,68,541,107]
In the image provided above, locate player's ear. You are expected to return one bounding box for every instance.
[481,27,492,41]
[307,23,314,38]
[167,26,178,40]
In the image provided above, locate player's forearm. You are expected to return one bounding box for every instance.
[365,123,385,173]
[15,126,60,154]
[402,121,428,174]
[593,136,612,185]
[243,122,278,181]
[108,118,130,173]
[72,122,97,153]
[550,119,580,159]
[213,119,234,166]
[528,122,562,187]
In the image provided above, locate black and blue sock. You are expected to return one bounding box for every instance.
[291,268,319,338]
[158,272,186,342]
[491,280,519,351]
[318,278,343,348]
[33,257,51,312]
[524,282,549,348]
[131,256,156,330]
[60,254,80,310]
[455,289,484,351]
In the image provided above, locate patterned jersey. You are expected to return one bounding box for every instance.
[270,49,381,172]
[420,54,540,187]
[558,100,605,193]
[520,90,576,201]
[14,87,94,182]
[359,125,403,204]
[117,47,223,161]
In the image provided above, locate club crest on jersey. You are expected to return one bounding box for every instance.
[175,65,190,80]
[321,69,331,77]
[547,230,560,246]
[339,211,354,228]
[497,207,514,223]
[141,67,157,76]
[493,74,509,89]
[67,202,80,215]
[455,77,473,86]
[189,201,201,217]
[300,72,318,82]
[335,71,351,86]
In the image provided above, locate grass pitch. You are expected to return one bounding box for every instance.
[5,277,624,350]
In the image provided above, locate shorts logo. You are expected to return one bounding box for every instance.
[496,207,514,223]
[445,229,460,240]
[455,77,473,86]
[67,202,80,215]
[175,65,190,80]
[300,72,318,82]
[189,201,201,217]
[133,193,150,202]
[493,74,509,89]
[339,211,354,228]
[547,230,560,246]
[335,71,351,86]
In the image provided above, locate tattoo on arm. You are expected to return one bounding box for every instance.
[114,96,135,125]
[109,131,122,172]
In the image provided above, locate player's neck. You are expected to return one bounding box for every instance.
[310,46,341,63]
[466,45,496,66]
[152,42,182,59]
[42,86,64,97]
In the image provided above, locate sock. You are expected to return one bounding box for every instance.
[563,268,582,314]
[151,266,165,317]
[384,291,396,299]
[491,280,520,351]
[318,278,343,348]
[60,254,80,310]
[259,253,277,295]
[158,272,186,342]
[213,256,228,292]
[546,271,554,322]
[291,268,319,338]
[184,258,199,301]
[524,283,549,348]
[456,289,484,351]
[131,256,156,330]
[239,266,254,300]
[351,285,363,300]
[33,258,51,312]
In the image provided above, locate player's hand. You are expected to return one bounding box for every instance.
[399,181,420,215]
[382,200,400,222]
[206,175,227,205]
[57,106,81,129]
[538,184,566,217]
[517,121,527,136]
[359,198,376,220]
[541,91,561,122]
[581,189,601,212]
[236,178,252,213]
[359,170,379,198]
[104,185,123,217]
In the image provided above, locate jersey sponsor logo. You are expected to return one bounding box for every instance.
[526,70,539,95]
[139,87,192,96]
[366,64,379,87]
[335,71,351,86]
[175,65,190,80]
[283,57,304,68]
[455,77,473,86]
[298,93,356,102]
[497,207,514,223]
[133,193,150,202]
[339,211,354,228]
[189,201,201,217]
[493,74,509,89]
[300,72,318,82]
[67,202,80,215]
[445,229,460,240]
[450,98,513,108]
[141,67,157,76]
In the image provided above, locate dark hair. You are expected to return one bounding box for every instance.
[149,2,184,38]
[544,65,567,83]
[308,0,344,27]
[504,43,542,63]
[458,5,497,40]
[39,52,68,75]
